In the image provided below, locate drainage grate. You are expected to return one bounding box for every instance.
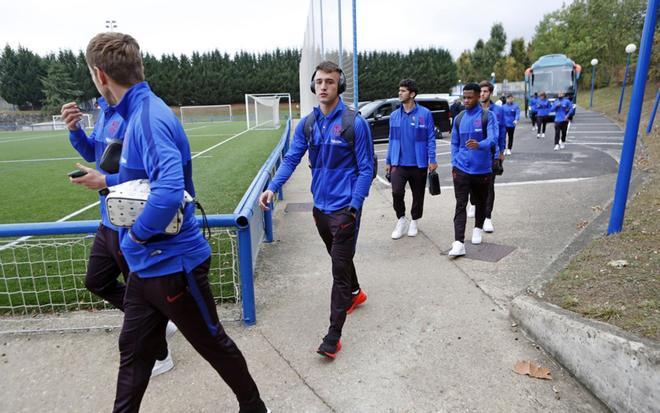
[284,202,314,213]
[443,242,516,262]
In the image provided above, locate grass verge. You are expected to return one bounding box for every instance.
[542,84,659,341]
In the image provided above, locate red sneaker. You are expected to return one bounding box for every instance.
[317,340,342,359]
[346,289,367,314]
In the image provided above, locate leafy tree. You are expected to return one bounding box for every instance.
[0,45,46,108]
[41,61,82,115]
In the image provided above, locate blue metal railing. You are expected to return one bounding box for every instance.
[0,119,292,325]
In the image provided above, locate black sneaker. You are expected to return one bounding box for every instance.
[317,339,342,359]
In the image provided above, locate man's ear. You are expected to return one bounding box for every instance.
[94,66,109,86]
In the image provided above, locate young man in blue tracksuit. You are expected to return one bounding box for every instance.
[385,78,438,239]
[529,92,539,130]
[474,80,504,234]
[535,91,552,138]
[62,98,177,377]
[448,83,498,257]
[260,61,374,359]
[552,91,572,150]
[82,32,268,413]
[503,94,520,155]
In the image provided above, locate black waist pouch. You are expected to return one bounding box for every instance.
[100,141,122,174]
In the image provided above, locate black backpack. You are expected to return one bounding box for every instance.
[303,108,378,180]
[453,108,503,175]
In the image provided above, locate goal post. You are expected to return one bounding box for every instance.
[52,114,92,130]
[179,104,233,124]
[244,93,292,130]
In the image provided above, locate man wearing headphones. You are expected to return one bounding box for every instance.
[259,61,374,359]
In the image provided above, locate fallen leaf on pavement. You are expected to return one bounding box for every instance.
[514,360,552,380]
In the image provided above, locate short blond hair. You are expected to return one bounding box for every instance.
[85,32,144,86]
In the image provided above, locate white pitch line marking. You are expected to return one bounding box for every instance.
[0,157,81,164]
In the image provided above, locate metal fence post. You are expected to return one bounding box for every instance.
[237,226,257,325]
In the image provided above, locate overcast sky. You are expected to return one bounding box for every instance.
[1,0,571,59]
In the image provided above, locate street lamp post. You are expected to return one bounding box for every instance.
[458,79,463,95]
[490,72,496,85]
[105,20,117,32]
[589,59,598,109]
[617,43,637,114]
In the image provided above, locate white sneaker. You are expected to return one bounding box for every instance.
[391,217,408,239]
[448,240,466,257]
[151,350,174,378]
[472,228,483,244]
[554,144,559,151]
[483,218,494,233]
[505,149,511,156]
[166,321,178,339]
[536,133,540,138]
[541,133,545,138]
[407,219,418,237]
[467,204,476,218]
[559,142,565,149]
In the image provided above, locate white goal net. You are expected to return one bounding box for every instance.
[179,105,233,124]
[52,114,93,130]
[245,93,292,130]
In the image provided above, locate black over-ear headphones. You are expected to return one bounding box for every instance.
[310,67,346,95]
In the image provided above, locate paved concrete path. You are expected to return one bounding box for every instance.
[1,109,623,412]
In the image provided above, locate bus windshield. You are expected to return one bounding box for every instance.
[531,67,574,95]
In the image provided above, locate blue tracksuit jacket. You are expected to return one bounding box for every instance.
[488,101,506,154]
[535,98,552,117]
[551,98,573,123]
[503,102,521,128]
[68,97,125,230]
[268,99,373,214]
[113,82,210,277]
[451,105,498,175]
[386,102,437,168]
[529,97,539,113]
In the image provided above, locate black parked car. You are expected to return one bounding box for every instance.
[359,96,451,143]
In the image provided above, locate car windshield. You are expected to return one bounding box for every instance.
[359,100,388,118]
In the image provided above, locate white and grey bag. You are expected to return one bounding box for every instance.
[105,179,194,235]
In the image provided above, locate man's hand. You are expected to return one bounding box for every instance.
[513,120,518,125]
[428,162,438,172]
[61,102,83,131]
[466,139,479,149]
[499,153,505,161]
[259,190,275,211]
[385,164,391,173]
[70,163,106,190]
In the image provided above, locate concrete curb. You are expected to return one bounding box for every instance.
[510,295,660,413]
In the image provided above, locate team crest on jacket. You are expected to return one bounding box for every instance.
[332,124,342,136]
[473,119,482,127]
[109,120,120,136]
[419,116,425,125]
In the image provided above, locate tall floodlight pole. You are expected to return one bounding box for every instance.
[608,0,658,235]
[618,43,637,114]
[589,59,598,109]
[352,0,358,109]
[337,0,343,70]
[105,20,117,32]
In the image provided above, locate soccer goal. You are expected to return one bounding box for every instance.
[52,114,93,130]
[245,93,292,130]
[179,105,233,124]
